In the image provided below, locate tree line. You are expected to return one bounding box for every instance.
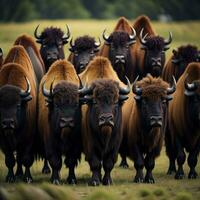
[1,0,199,22]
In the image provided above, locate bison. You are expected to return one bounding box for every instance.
[162,45,200,82]
[99,17,137,84]
[165,62,200,179]
[121,74,176,183]
[80,56,130,186]
[34,25,70,72]
[133,15,172,78]
[14,34,45,85]
[38,60,86,184]
[0,45,37,183]
[68,35,101,73]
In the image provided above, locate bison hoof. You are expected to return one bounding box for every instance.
[167,169,176,175]
[144,177,155,184]
[102,177,112,185]
[188,171,198,179]
[6,175,16,183]
[134,177,144,183]
[67,178,77,185]
[88,179,100,186]
[175,172,184,179]
[119,161,129,169]
[42,167,51,174]
[24,176,33,184]
[51,179,60,185]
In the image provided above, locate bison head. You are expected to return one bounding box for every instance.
[69,36,100,73]
[0,77,32,134]
[172,45,200,81]
[102,29,136,82]
[184,76,200,125]
[42,80,86,137]
[133,75,176,131]
[139,28,172,77]
[83,78,130,136]
[34,25,70,71]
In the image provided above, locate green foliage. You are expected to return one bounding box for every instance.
[175,192,193,200]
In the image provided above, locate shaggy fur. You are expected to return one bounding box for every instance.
[108,31,130,47]
[162,45,199,82]
[144,36,165,51]
[73,36,96,51]
[41,27,64,42]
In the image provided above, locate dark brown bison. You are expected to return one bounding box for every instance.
[133,15,172,78]
[162,45,200,82]
[0,48,3,68]
[165,62,200,179]
[0,45,37,183]
[80,56,130,186]
[68,35,101,73]
[121,74,175,183]
[99,17,137,84]
[38,60,86,184]
[34,25,70,72]
[14,34,45,85]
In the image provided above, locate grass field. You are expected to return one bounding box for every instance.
[0,19,200,200]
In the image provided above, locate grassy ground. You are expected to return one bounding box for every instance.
[0,19,200,199]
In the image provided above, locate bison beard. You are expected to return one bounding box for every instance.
[100,126,112,150]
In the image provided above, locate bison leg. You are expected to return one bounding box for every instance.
[119,155,129,168]
[175,141,186,179]
[102,156,114,185]
[144,153,155,184]
[64,157,78,185]
[42,158,51,174]
[15,152,24,179]
[22,154,34,183]
[5,152,16,183]
[88,156,101,186]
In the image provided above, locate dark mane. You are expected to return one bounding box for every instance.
[74,35,96,51]
[41,27,64,41]
[109,31,130,47]
[175,45,198,62]
[145,36,165,51]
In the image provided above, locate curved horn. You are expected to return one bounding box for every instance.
[129,27,137,41]
[164,31,172,46]
[184,74,197,91]
[20,77,31,98]
[139,28,148,45]
[70,38,75,48]
[34,25,42,43]
[94,37,101,48]
[42,79,54,98]
[167,76,176,95]
[132,76,142,95]
[62,25,70,40]
[102,29,111,44]
[78,85,93,96]
[119,76,131,95]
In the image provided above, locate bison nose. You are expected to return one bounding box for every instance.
[47,52,58,60]
[79,61,89,68]
[115,55,125,64]
[1,118,15,129]
[150,116,162,127]
[151,57,161,67]
[99,113,114,127]
[59,117,75,128]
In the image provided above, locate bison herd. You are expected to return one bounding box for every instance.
[0,15,199,186]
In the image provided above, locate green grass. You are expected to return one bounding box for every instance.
[0,19,200,199]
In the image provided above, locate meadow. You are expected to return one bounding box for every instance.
[0,19,200,200]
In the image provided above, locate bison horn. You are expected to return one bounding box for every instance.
[94,37,101,48]
[184,74,197,96]
[42,79,54,99]
[62,25,71,44]
[139,28,148,46]
[78,85,93,96]
[34,25,42,43]
[102,29,111,45]
[129,27,137,42]
[20,77,32,101]
[167,76,176,95]
[132,76,142,96]
[0,48,3,57]
[69,38,75,52]
[119,76,131,95]
[164,31,172,46]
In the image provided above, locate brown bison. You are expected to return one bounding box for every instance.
[14,34,45,85]
[34,25,70,72]
[80,56,130,186]
[165,62,200,179]
[133,15,172,78]
[121,74,175,183]
[0,45,37,183]
[162,45,200,82]
[0,48,3,68]
[68,35,101,73]
[99,17,137,83]
[38,60,86,184]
